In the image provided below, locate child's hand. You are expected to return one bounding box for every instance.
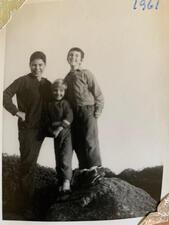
[52,121,62,127]
[53,126,63,138]
[16,111,26,121]
[94,111,100,119]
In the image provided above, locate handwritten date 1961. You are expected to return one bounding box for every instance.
[133,0,159,10]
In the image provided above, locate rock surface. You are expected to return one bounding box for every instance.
[118,166,163,202]
[2,154,159,221]
[46,173,157,221]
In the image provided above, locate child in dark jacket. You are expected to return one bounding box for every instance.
[46,79,73,192]
[3,51,52,206]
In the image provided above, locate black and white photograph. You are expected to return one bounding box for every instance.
[1,0,169,224]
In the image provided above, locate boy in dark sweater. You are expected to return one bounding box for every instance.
[3,51,52,208]
[46,79,73,192]
[64,47,104,180]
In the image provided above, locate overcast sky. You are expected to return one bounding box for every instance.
[2,0,169,174]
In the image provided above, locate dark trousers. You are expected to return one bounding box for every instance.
[72,105,102,169]
[54,129,73,184]
[18,129,44,201]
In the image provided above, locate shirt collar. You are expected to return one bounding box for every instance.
[29,73,43,81]
[70,68,83,74]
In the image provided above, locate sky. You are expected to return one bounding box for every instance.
[2,0,169,174]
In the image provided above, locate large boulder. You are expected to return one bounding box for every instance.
[2,154,159,221]
[117,167,163,202]
[2,154,58,219]
[46,171,157,221]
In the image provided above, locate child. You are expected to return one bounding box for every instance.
[46,79,73,192]
[64,47,104,178]
[3,51,52,207]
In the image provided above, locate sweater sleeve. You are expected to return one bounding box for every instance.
[41,103,54,136]
[3,78,22,115]
[85,70,104,116]
[61,100,73,128]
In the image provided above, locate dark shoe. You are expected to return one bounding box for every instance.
[82,169,101,186]
[88,169,102,184]
[56,189,71,202]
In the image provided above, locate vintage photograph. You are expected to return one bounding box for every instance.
[2,0,168,222]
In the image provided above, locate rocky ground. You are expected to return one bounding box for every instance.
[2,154,162,221]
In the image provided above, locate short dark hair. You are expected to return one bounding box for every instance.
[67,47,85,59]
[30,51,46,64]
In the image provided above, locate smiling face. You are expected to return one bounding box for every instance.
[67,50,83,70]
[30,58,46,77]
[52,87,65,101]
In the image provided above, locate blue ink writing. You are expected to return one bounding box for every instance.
[133,0,137,9]
[133,0,159,10]
[155,0,159,9]
[140,0,146,10]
